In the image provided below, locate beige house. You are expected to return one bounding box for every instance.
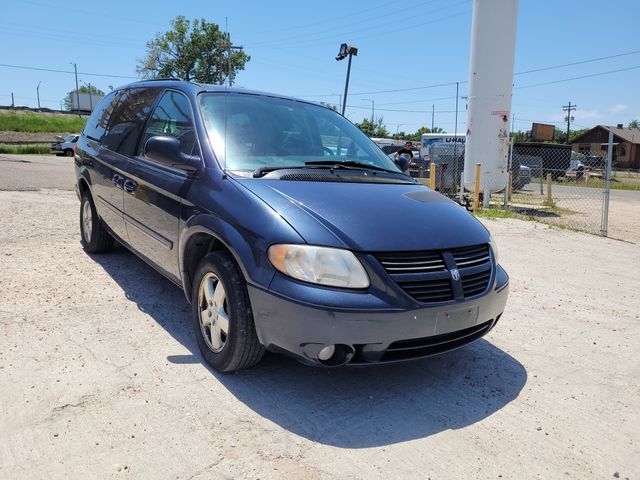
[570,124,640,169]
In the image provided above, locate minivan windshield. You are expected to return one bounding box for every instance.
[199,93,399,174]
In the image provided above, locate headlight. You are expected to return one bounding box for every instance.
[488,235,499,264]
[268,244,370,289]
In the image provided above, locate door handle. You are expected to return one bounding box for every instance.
[123,179,138,194]
[112,174,124,188]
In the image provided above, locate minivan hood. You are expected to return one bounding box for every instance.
[236,179,489,251]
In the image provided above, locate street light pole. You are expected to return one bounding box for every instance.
[335,43,358,116]
[36,81,42,109]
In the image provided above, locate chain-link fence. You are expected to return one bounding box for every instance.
[506,142,610,235]
[410,136,614,236]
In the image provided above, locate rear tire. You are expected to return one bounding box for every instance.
[64,149,74,157]
[80,191,114,253]
[191,251,264,373]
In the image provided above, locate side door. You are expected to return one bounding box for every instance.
[122,89,201,280]
[92,87,161,243]
[79,90,129,241]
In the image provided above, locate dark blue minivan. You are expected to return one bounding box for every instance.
[75,80,508,372]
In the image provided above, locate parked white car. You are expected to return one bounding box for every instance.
[51,134,79,156]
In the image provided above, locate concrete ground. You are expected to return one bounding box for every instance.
[0,154,639,479]
[518,182,640,242]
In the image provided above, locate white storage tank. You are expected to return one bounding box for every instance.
[463,0,518,203]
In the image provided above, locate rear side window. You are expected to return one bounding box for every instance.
[83,90,119,142]
[139,90,198,157]
[101,87,160,156]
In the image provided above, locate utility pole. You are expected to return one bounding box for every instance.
[71,62,80,117]
[11,92,15,108]
[218,37,244,86]
[36,81,42,109]
[363,98,374,124]
[562,101,576,144]
[431,104,435,131]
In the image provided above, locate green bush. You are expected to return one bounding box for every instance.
[0,144,52,154]
[0,112,86,133]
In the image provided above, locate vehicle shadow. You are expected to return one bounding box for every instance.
[93,246,527,448]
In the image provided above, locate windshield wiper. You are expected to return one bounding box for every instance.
[252,161,401,178]
[304,160,399,174]
[253,165,307,178]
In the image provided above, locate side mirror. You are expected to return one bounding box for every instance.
[144,135,200,173]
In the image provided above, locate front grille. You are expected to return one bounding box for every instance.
[461,269,492,297]
[380,319,495,362]
[375,251,445,273]
[373,244,493,304]
[396,278,453,303]
[452,244,490,267]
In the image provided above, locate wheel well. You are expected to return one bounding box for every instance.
[183,232,234,299]
[78,178,90,196]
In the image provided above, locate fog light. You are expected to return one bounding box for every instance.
[318,345,336,361]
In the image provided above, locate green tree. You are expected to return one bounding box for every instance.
[547,128,588,144]
[136,16,250,84]
[629,119,640,129]
[319,102,337,111]
[355,117,389,137]
[63,84,105,110]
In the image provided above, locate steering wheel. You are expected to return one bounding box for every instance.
[322,146,334,156]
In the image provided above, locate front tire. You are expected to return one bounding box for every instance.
[191,251,264,373]
[80,191,114,253]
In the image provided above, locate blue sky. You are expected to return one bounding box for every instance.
[2,0,639,134]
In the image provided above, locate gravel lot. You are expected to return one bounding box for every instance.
[1,154,639,479]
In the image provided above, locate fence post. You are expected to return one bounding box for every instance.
[429,163,436,190]
[600,131,613,236]
[539,160,544,195]
[473,163,481,211]
[545,173,552,205]
[504,140,513,208]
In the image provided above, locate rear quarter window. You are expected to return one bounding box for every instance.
[83,90,119,142]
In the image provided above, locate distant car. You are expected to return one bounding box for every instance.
[512,165,531,190]
[569,158,585,172]
[51,134,79,156]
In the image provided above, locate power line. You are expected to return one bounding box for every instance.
[248,0,454,48]
[0,63,137,79]
[298,50,640,98]
[514,65,640,89]
[514,50,640,76]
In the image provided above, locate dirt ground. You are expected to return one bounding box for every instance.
[0,154,639,479]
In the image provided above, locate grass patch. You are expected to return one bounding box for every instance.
[473,204,573,221]
[472,207,520,220]
[552,176,640,191]
[0,144,51,154]
[0,112,86,133]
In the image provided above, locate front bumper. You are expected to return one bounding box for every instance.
[248,265,509,366]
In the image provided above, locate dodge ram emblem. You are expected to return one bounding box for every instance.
[450,269,460,281]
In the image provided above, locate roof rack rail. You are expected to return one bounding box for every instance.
[139,77,183,82]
